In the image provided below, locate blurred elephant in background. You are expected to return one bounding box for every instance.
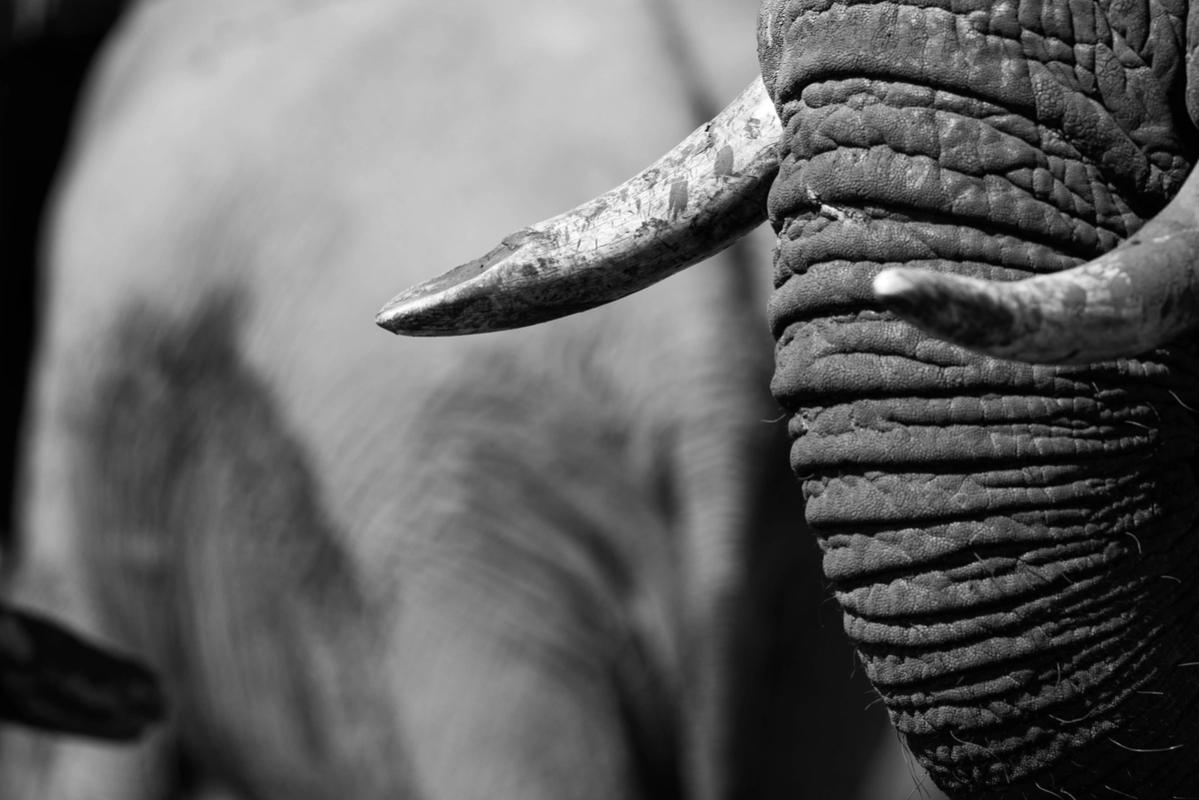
[0,0,937,797]
[2,0,166,743]
[2,0,129,552]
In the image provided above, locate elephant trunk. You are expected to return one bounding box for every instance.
[760,0,1199,794]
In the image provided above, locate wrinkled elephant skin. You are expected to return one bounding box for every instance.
[0,1,937,798]
[758,0,1199,794]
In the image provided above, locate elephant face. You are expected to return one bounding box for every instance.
[391,0,1199,796]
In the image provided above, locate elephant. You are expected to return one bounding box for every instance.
[1,0,165,743]
[2,0,130,552]
[385,0,1199,797]
[1,0,935,798]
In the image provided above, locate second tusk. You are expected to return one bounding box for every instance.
[873,166,1199,365]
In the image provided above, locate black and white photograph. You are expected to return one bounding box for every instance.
[2,0,1197,797]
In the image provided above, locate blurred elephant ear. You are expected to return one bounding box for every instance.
[872,165,1199,365]
[377,77,781,336]
[0,603,165,739]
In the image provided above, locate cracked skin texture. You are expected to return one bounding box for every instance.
[759,0,1199,795]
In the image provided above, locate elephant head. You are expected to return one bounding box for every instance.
[383,0,1199,795]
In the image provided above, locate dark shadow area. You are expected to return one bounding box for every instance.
[727,423,893,799]
[1,1,127,547]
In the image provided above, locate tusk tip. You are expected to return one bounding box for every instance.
[872,267,944,322]
[373,287,485,337]
[871,268,923,306]
[872,267,1021,351]
[375,235,540,336]
[374,294,425,335]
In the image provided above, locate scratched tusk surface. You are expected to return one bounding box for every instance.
[376,76,781,336]
[873,166,1199,365]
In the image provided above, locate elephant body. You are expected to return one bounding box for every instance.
[0,0,932,798]
[760,0,1199,794]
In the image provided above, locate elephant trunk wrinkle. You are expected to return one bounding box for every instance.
[761,0,1199,793]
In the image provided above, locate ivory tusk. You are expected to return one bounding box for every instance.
[376,76,781,336]
[873,169,1199,365]
[1,604,165,739]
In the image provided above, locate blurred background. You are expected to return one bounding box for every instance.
[0,1,946,797]
[2,0,127,552]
